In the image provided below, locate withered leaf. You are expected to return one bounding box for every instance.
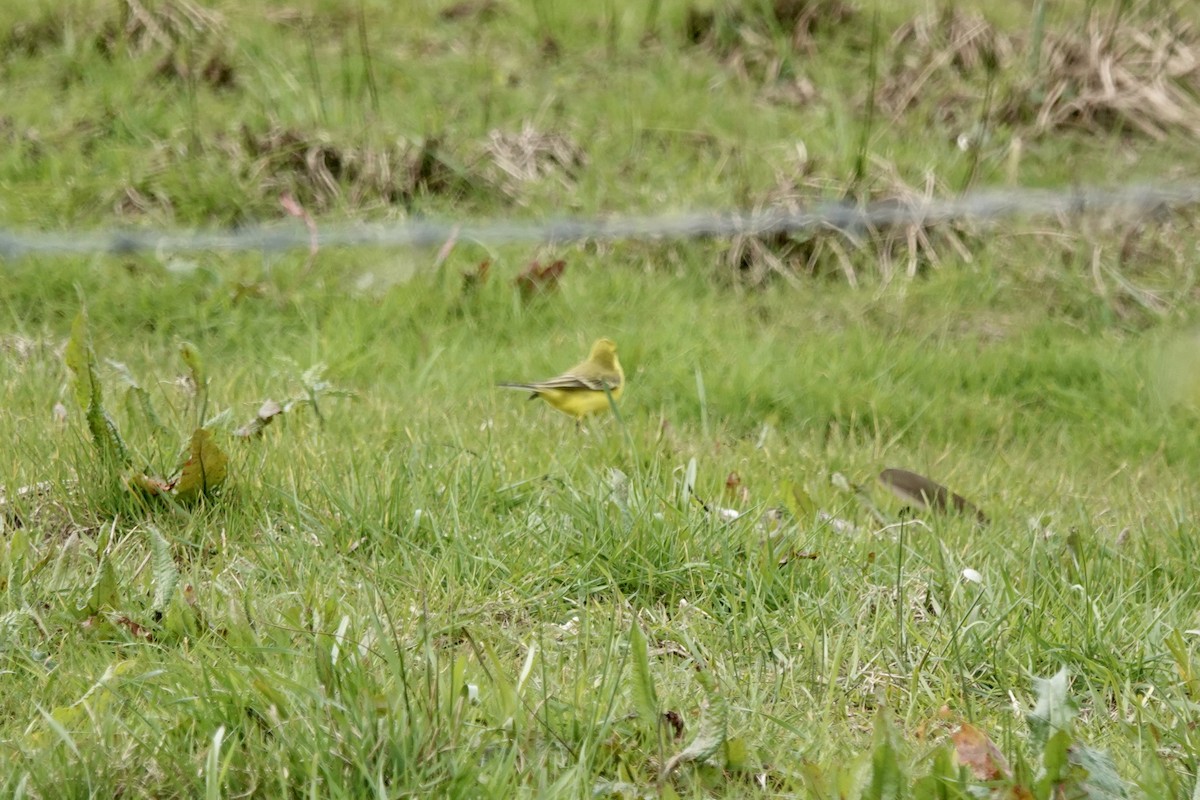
[126,473,173,496]
[952,723,1011,781]
[174,428,228,500]
[234,399,284,439]
[115,615,154,641]
[515,259,566,300]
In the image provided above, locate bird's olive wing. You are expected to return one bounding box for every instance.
[530,372,617,391]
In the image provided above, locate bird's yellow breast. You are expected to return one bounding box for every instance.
[536,382,624,419]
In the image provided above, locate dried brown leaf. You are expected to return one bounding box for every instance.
[953,723,1011,781]
[515,259,567,300]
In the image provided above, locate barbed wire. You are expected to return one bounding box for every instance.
[1,183,1198,260]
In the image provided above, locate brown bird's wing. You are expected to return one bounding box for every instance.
[878,468,988,525]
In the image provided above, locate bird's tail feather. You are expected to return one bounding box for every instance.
[497,382,540,400]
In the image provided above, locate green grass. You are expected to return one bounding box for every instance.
[4,0,1200,797]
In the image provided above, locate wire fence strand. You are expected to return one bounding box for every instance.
[1,183,1198,259]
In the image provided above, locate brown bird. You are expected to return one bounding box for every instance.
[878,468,988,525]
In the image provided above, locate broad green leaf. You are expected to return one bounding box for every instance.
[628,620,659,735]
[865,712,904,800]
[659,669,727,783]
[81,554,119,616]
[781,480,815,519]
[1038,729,1073,787]
[174,428,229,501]
[481,640,518,723]
[723,736,751,771]
[36,705,83,756]
[1029,668,1077,749]
[1069,743,1130,799]
[149,526,179,614]
[162,587,202,640]
[911,745,964,795]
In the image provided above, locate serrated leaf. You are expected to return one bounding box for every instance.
[95,520,112,559]
[1038,729,1073,786]
[174,428,228,501]
[1069,744,1130,799]
[108,360,170,436]
[629,620,659,734]
[81,555,119,616]
[1029,668,1077,749]
[149,526,179,614]
[0,609,34,650]
[65,310,130,465]
[659,669,727,784]
[865,713,904,800]
[65,311,97,413]
[93,408,131,465]
[6,528,29,606]
[179,341,205,388]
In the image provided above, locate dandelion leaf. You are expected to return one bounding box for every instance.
[65,310,129,465]
[660,669,727,783]
[174,428,228,501]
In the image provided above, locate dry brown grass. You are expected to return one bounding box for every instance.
[686,0,855,103]
[96,0,223,56]
[225,125,491,213]
[724,156,975,287]
[108,120,587,220]
[482,123,585,202]
[882,6,1200,140]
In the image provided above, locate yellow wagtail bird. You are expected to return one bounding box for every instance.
[498,338,624,421]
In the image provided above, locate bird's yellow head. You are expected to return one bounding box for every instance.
[589,338,618,369]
